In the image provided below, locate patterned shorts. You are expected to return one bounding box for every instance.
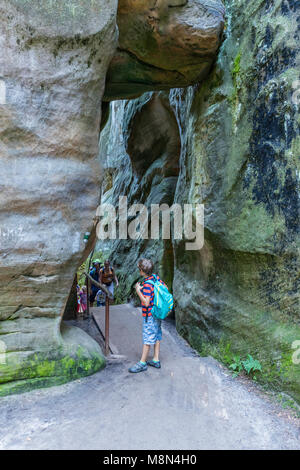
[142,315,162,345]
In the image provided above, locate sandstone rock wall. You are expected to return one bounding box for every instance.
[172,0,300,403]
[0,0,118,395]
[2,0,298,401]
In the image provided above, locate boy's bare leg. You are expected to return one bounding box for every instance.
[153,341,160,362]
[140,344,150,363]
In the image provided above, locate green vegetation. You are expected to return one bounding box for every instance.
[184,328,299,402]
[77,250,104,287]
[277,394,300,418]
[229,355,243,377]
[0,346,105,397]
[231,52,241,83]
[217,340,263,379]
[228,51,242,112]
[230,354,262,380]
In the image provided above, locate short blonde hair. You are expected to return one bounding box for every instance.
[138,258,153,275]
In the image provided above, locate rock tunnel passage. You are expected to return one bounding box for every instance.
[0,304,299,450]
[1,0,300,445]
[0,0,226,396]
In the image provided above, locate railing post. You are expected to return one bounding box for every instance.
[105,295,110,356]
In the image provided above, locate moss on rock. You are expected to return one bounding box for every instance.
[172,0,300,403]
[0,344,105,397]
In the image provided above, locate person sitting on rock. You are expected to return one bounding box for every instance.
[128,258,166,373]
[99,260,119,303]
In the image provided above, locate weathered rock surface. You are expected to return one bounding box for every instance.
[0,0,225,395]
[2,0,298,403]
[99,0,300,402]
[172,0,300,403]
[98,93,180,299]
[0,0,118,395]
[104,0,225,100]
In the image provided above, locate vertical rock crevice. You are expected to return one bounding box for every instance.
[98,92,181,299]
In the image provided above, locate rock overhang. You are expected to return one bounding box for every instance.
[104,0,225,101]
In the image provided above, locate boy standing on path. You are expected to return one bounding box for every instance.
[129,258,166,373]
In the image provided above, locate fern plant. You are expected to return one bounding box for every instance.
[229,354,262,379]
[229,355,243,377]
[242,355,262,380]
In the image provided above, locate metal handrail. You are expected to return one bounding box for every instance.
[85,271,113,355]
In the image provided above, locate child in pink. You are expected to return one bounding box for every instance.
[79,286,87,313]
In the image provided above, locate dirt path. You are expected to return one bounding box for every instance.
[0,304,299,450]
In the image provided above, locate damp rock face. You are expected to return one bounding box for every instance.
[104,0,225,100]
[0,0,118,395]
[100,0,300,403]
[98,93,180,299]
[171,0,300,403]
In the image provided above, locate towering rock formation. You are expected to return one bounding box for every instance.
[100,0,300,402]
[172,0,300,404]
[4,0,297,403]
[0,0,225,394]
[0,0,118,395]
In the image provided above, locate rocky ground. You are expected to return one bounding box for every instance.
[0,305,299,450]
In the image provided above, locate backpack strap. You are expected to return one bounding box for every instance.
[143,278,155,323]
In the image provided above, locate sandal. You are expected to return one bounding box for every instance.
[128,362,148,373]
[147,360,161,369]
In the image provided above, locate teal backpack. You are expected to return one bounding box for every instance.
[146,275,174,321]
